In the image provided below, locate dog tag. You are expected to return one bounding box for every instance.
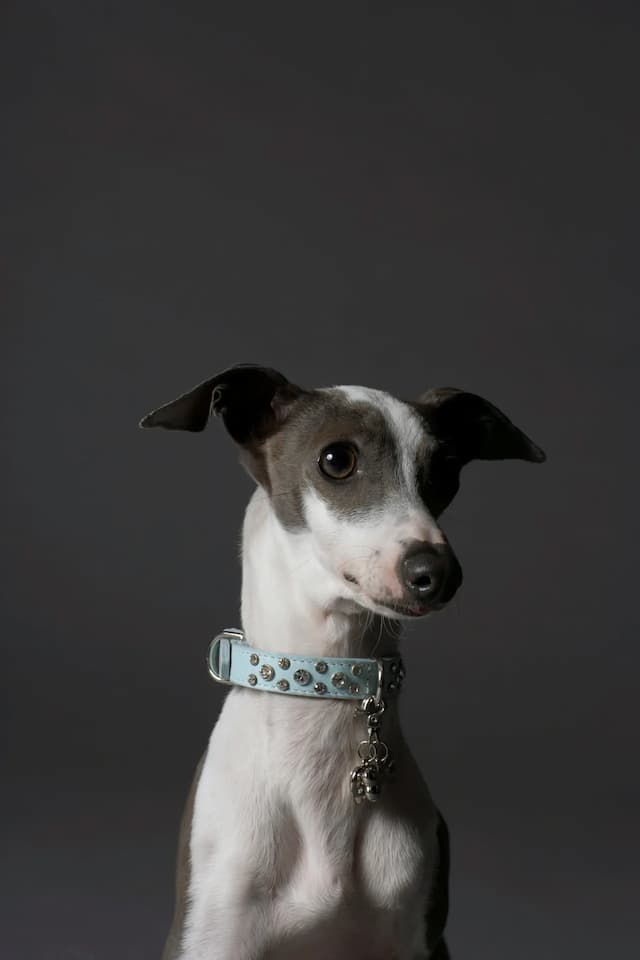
[350,697,392,804]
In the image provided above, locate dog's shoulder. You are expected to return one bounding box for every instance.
[425,809,451,957]
[162,752,207,960]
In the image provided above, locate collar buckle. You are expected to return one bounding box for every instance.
[206,628,244,686]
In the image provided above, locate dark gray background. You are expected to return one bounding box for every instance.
[3,3,638,958]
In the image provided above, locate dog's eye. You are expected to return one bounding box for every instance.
[318,443,358,480]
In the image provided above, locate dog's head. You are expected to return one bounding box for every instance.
[141,365,545,619]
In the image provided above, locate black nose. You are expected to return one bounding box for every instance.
[400,541,462,606]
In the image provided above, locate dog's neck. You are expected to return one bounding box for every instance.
[240,488,400,659]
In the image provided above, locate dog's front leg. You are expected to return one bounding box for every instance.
[180,881,280,960]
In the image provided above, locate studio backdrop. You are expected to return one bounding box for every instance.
[2,3,638,959]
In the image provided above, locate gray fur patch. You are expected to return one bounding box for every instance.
[259,388,429,530]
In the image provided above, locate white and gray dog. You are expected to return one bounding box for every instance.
[141,365,545,960]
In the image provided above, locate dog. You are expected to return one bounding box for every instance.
[140,364,545,960]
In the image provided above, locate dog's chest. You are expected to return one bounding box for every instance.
[185,692,434,960]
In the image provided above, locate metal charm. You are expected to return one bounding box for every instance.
[350,696,394,804]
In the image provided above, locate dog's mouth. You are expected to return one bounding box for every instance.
[377,598,436,619]
[356,595,440,620]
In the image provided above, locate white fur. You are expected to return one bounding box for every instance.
[182,390,444,960]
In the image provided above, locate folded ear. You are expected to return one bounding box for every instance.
[139,364,303,445]
[418,387,546,464]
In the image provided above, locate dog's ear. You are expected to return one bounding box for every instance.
[418,387,546,464]
[139,365,303,445]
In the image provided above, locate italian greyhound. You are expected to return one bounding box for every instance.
[140,365,545,960]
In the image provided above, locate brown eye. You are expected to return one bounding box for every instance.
[318,443,358,480]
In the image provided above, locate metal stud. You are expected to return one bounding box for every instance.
[293,668,311,685]
[390,662,398,674]
[351,663,363,677]
[249,653,259,666]
[332,672,347,689]
[388,682,397,693]
[277,657,290,670]
[314,682,327,694]
[248,674,257,686]
[276,679,290,691]
[349,683,360,695]
[260,664,275,681]
[315,661,328,674]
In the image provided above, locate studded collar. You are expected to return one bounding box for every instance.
[207,628,405,701]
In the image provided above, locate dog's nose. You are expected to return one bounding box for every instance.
[400,541,462,607]
[402,547,443,598]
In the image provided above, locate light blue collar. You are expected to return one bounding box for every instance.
[207,628,405,702]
